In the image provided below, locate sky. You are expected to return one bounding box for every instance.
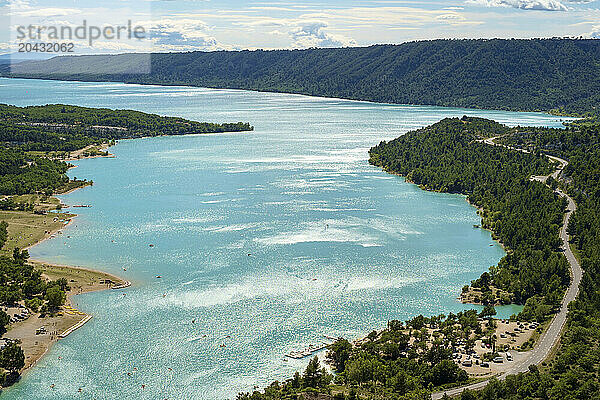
[1,0,600,55]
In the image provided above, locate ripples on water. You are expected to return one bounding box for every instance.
[0,78,567,399]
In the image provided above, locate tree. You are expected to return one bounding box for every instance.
[52,278,70,292]
[346,357,377,385]
[389,370,409,395]
[12,248,29,262]
[431,359,468,386]
[388,320,404,331]
[327,339,352,373]
[479,304,497,319]
[0,310,9,334]
[476,272,491,289]
[460,389,477,400]
[25,297,43,313]
[348,388,357,400]
[303,356,323,388]
[0,343,25,373]
[291,371,300,388]
[408,315,426,330]
[491,334,497,353]
[45,286,66,311]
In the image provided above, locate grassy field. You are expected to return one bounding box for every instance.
[35,262,126,290]
[0,209,75,255]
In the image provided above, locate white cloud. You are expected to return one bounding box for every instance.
[290,20,356,48]
[145,18,230,51]
[435,13,472,26]
[4,0,80,17]
[467,0,569,11]
[232,15,357,48]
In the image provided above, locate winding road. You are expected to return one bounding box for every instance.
[432,137,583,399]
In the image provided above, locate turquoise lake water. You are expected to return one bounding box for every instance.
[0,78,569,399]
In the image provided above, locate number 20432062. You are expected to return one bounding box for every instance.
[18,42,74,53]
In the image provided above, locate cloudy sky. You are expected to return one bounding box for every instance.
[1,0,600,54]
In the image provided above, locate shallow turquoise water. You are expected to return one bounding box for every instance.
[0,78,566,399]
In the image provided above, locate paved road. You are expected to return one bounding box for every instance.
[432,138,583,399]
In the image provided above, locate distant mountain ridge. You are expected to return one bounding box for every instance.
[3,39,600,114]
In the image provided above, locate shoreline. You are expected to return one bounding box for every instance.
[4,258,131,379]
[2,152,130,382]
[386,168,512,308]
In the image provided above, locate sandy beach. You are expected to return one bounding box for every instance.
[4,261,130,374]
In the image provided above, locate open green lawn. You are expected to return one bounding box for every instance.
[0,209,75,255]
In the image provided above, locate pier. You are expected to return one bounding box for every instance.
[285,335,335,359]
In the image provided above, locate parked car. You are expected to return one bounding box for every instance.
[493,356,504,363]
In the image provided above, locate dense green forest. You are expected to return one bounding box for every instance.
[0,104,253,195]
[4,39,600,115]
[0,104,253,141]
[0,149,70,195]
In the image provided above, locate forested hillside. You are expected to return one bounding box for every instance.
[3,39,600,114]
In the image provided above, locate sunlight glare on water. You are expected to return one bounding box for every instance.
[0,78,566,399]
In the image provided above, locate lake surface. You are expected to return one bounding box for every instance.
[0,78,567,399]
